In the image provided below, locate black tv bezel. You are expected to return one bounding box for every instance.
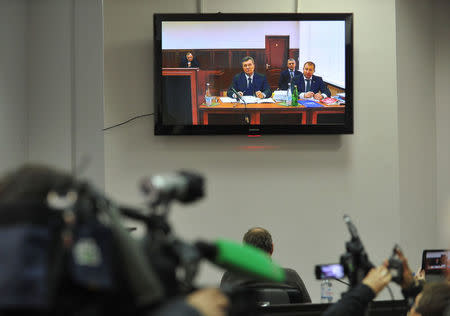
[154,13,353,135]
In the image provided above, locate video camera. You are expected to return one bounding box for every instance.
[38,170,285,316]
[315,215,403,288]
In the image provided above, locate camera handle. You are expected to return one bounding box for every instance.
[341,215,374,288]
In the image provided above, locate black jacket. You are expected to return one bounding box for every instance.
[220,268,311,303]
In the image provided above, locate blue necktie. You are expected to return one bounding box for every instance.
[248,77,253,93]
[290,71,294,79]
[305,79,311,92]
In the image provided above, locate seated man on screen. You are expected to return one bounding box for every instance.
[296,61,331,101]
[220,227,311,303]
[180,52,200,68]
[278,58,302,90]
[226,56,271,99]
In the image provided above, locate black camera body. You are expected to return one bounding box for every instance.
[387,245,404,285]
[315,216,404,288]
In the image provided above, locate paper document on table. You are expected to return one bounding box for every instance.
[239,96,275,104]
[273,90,288,101]
[219,97,237,103]
[257,98,275,103]
[241,96,258,103]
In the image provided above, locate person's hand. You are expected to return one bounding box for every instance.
[314,92,323,100]
[305,91,314,98]
[255,91,264,98]
[238,91,244,97]
[362,265,392,295]
[415,268,426,281]
[395,248,414,289]
[186,288,229,316]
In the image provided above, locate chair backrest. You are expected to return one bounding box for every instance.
[244,283,303,306]
[254,288,290,306]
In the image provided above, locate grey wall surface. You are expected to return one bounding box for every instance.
[0,0,28,174]
[434,0,450,248]
[27,0,104,188]
[104,0,404,301]
[28,0,73,171]
[396,0,437,273]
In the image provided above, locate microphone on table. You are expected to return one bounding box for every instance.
[230,87,250,125]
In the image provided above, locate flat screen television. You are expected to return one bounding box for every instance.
[154,13,353,135]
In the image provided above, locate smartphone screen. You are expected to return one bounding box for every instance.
[315,264,345,279]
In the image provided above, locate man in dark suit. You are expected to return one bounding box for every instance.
[179,52,200,68]
[295,61,331,101]
[227,56,271,99]
[278,58,302,90]
[220,227,311,303]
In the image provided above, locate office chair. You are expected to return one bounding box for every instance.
[244,282,303,306]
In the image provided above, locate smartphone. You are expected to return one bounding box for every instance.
[315,263,345,279]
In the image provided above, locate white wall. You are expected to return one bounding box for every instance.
[434,0,450,247]
[162,21,300,49]
[299,21,346,87]
[396,0,437,274]
[0,0,28,174]
[104,0,402,302]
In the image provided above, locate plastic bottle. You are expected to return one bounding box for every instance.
[320,280,333,303]
[292,85,299,106]
[205,83,212,106]
[326,279,333,303]
[320,280,328,303]
[286,82,292,106]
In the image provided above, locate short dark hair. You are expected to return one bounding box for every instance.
[243,227,273,253]
[0,164,74,203]
[416,283,450,316]
[241,56,255,65]
[303,61,316,70]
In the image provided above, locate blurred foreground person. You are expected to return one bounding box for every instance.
[0,164,229,316]
[407,283,450,316]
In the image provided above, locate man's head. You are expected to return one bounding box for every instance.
[0,164,74,204]
[186,52,194,62]
[287,58,296,71]
[303,61,316,79]
[241,56,255,76]
[243,227,273,255]
[409,283,450,316]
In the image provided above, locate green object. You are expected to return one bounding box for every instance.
[214,239,286,282]
[202,101,220,106]
[292,85,299,106]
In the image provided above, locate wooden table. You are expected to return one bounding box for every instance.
[198,99,345,125]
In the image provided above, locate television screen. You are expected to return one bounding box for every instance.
[154,13,353,135]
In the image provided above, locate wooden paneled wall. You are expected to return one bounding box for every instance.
[163,49,299,94]
[161,49,346,95]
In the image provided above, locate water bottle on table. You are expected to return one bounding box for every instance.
[320,279,333,303]
[205,83,213,106]
[286,82,292,106]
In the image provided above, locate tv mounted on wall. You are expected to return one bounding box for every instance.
[154,13,353,135]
